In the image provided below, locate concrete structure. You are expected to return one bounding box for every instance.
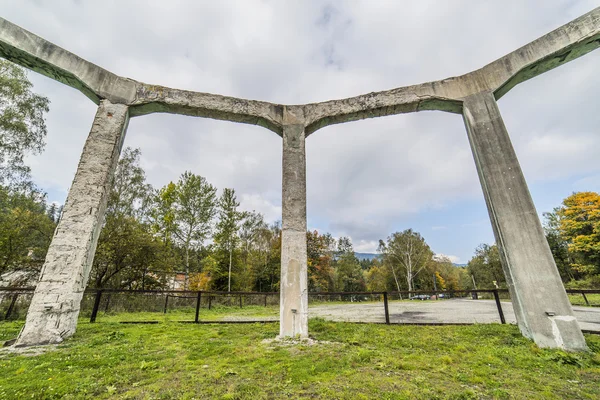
[462,93,587,350]
[1,7,599,349]
[15,101,129,346]
[280,107,309,338]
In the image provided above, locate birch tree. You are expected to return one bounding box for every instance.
[378,229,433,292]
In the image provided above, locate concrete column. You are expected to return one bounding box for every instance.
[15,100,129,346]
[280,107,308,338]
[462,92,587,351]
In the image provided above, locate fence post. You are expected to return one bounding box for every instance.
[194,291,202,323]
[4,293,19,320]
[208,295,212,310]
[383,292,390,325]
[104,293,111,313]
[90,290,103,323]
[239,295,243,309]
[581,291,591,306]
[264,294,268,307]
[163,294,169,314]
[493,290,506,324]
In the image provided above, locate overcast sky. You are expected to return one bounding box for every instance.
[2,0,600,262]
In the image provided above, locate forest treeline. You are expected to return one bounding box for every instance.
[2,59,600,292]
[4,145,600,292]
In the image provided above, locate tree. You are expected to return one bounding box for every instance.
[213,188,244,291]
[306,230,335,291]
[90,148,175,289]
[107,147,153,220]
[333,237,365,292]
[555,192,600,279]
[543,209,575,282]
[239,211,267,276]
[0,185,55,278]
[91,214,174,289]
[378,229,433,292]
[250,221,281,292]
[467,244,505,289]
[365,260,388,292]
[154,172,217,288]
[151,182,178,244]
[0,60,50,187]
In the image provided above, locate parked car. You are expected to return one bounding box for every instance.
[409,294,430,300]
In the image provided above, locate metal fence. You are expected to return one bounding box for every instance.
[1,287,599,329]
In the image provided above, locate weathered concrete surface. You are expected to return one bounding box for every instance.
[280,107,308,338]
[0,18,136,105]
[15,101,129,347]
[462,92,587,351]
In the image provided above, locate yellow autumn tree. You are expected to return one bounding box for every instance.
[557,191,600,277]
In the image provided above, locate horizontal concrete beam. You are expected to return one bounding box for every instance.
[1,7,599,136]
[303,7,600,134]
[0,18,136,104]
[0,17,283,135]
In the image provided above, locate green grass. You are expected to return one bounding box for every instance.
[569,293,600,307]
[94,305,280,323]
[1,317,600,399]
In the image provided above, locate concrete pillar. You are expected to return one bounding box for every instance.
[15,100,129,346]
[462,92,587,351]
[280,107,308,338]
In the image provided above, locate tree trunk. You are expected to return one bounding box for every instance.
[390,264,401,292]
[185,245,189,290]
[228,245,233,292]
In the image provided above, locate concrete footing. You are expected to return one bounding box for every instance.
[462,92,587,351]
[15,100,129,347]
[279,108,308,338]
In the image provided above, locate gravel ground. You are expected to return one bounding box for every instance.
[212,299,600,332]
[308,299,600,332]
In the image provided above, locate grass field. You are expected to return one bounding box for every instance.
[569,293,600,307]
[93,305,279,323]
[1,316,600,399]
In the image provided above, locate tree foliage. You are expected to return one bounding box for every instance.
[466,244,505,289]
[90,147,175,289]
[378,229,433,292]
[213,188,244,291]
[0,186,55,279]
[0,60,49,187]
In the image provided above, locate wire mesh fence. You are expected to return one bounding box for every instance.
[0,288,34,321]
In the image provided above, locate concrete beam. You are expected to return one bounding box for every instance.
[462,92,587,351]
[2,8,599,135]
[280,106,308,338]
[303,7,600,134]
[0,17,283,135]
[0,18,136,105]
[129,84,284,135]
[15,100,129,346]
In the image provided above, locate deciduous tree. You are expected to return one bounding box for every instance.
[378,229,433,292]
[0,60,49,187]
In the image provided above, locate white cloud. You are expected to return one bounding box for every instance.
[353,240,379,253]
[434,254,461,264]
